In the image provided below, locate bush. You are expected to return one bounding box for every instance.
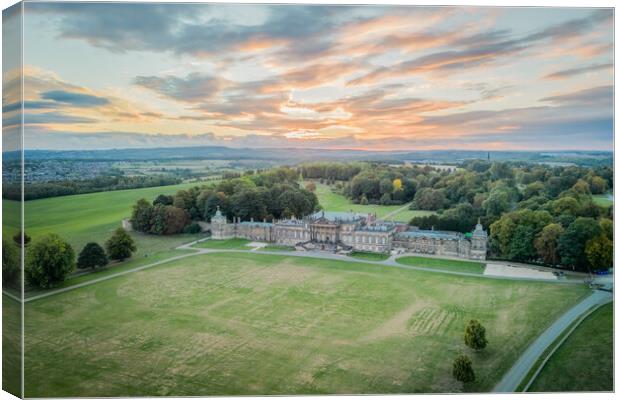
[105,228,136,261]
[464,319,488,350]
[453,354,475,383]
[77,242,109,269]
[183,222,202,234]
[25,234,75,288]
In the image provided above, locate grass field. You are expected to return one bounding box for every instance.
[396,256,485,274]
[349,251,390,261]
[2,295,21,397]
[528,303,613,392]
[3,182,202,256]
[312,183,434,222]
[24,252,589,396]
[194,238,253,249]
[262,245,296,251]
[592,193,613,208]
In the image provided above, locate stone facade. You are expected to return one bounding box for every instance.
[209,207,488,260]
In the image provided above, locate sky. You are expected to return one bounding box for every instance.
[1,2,615,151]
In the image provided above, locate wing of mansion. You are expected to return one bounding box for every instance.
[211,208,488,260]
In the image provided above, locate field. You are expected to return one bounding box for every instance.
[528,303,613,392]
[24,252,589,396]
[194,238,253,249]
[3,182,203,255]
[396,256,485,274]
[313,183,434,222]
[349,251,391,261]
[592,193,613,208]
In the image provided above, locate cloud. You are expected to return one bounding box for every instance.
[134,73,228,102]
[348,10,613,86]
[540,85,613,105]
[544,63,613,79]
[40,90,110,106]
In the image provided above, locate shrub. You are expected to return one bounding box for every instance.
[464,319,488,350]
[453,354,475,383]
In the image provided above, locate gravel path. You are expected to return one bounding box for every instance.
[493,290,613,392]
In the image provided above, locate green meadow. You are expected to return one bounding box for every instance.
[3,182,201,254]
[396,256,486,274]
[592,193,613,208]
[24,252,589,397]
[313,183,434,222]
[529,303,613,392]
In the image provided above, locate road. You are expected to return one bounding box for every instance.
[380,201,413,221]
[493,289,613,393]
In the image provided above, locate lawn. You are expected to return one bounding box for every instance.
[262,245,296,251]
[24,252,588,396]
[396,256,485,274]
[3,181,201,252]
[312,183,434,223]
[193,238,253,249]
[24,249,195,298]
[2,295,21,397]
[528,303,613,392]
[592,193,613,208]
[349,251,390,261]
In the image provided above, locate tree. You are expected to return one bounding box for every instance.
[413,188,446,211]
[105,228,136,261]
[585,234,613,270]
[153,194,174,206]
[588,176,607,194]
[12,231,31,248]
[558,217,601,271]
[464,320,488,351]
[25,233,75,288]
[359,194,369,205]
[130,198,154,233]
[2,239,20,287]
[393,178,403,192]
[77,242,108,269]
[509,225,537,262]
[534,223,564,265]
[164,206,191,234]
[453,354,475,383]
[304,182,316,192]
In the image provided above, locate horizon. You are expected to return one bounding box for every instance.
[2,3,614,152]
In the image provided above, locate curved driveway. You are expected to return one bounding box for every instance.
[493,289,612,392]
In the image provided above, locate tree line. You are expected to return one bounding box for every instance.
[130,167,319,235]
[4,175,182,201]
[2,228,136,289]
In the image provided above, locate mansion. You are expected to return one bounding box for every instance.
[210,208,488,260]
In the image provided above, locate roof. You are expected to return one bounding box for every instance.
[356,223,398,232]
[396,230,463,240]
[309,211,366,223]
[238,221,273,227]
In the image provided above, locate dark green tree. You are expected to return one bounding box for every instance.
[464,320,488,350]
[508,225,537,262]
[25,233,75,288]
[2,239,20,287]
[105,228,136,261]
[12,231,31,248]
[558,217,601,271]
[453,354,475,383]
[77,242,108,269]
[130,198,154,233]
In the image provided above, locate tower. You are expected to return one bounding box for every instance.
[210,206,233,239]
[470,218,488,260]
